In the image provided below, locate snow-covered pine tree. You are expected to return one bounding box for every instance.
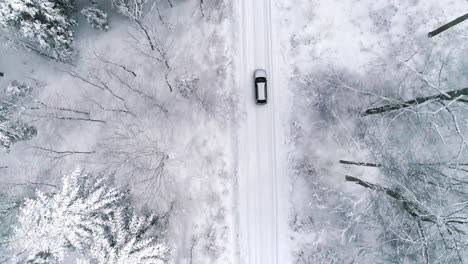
[110,0,148,20]
[0,191,21,263]
[82,208,171,264]
[81,6,109,31]
[0,120,36,152]
[11,169,124,263]
[0,0,76,61]
[0,81,36,152]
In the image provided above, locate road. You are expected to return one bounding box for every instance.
[237,0,289,263]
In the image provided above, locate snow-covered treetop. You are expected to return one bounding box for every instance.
[110,0,149,20]
[0,0,76,61]
[10,168,171,264]
[83,208,171,264]
[81,6,109,31]
[11,168,124,262]
[0,80,36,152]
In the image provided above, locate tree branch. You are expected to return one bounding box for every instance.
[90,51,137,77]
[31,146,95,159]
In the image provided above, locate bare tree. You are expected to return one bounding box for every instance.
[97,120,169,192]
[343,162,468,263]
[312,46,468,262]
[111,0,156,50]
[111,0,174,92]
[88,51,169,114]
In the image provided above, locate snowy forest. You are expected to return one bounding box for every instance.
[2,0,468,263]
[283,0,468,263]
[0,0,237,263]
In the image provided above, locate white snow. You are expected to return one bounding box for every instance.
[3,0,468,263]
[0,1,239,263]
[236,0,291,263]
[277,0,468,262]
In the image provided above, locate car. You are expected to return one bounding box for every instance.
[254,69,267,105]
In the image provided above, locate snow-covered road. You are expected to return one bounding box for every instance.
[237,0,289,263]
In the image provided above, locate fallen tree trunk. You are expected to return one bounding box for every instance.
[428,13,468,38]
[362,86,468,116]
[339,160,381,167]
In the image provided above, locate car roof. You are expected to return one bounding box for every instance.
[254,69,267,79]
[257,82,266,100]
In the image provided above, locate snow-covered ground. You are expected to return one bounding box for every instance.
[235,0,290,263]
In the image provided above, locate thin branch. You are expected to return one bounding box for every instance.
[66,69,135,116]
[86,96,137,117]
[417,220,430,264]
[188,237,198,264]
[109,71,168,114]
[199,0,204,17]
[164,71,173,92]
[30,146,95,159]
[397,57,450,97]
[63,69,105,91]
[90,50,137,77]
[135,19,155,51]
[154,1,170,27]
[31,100,90,117]
[24,113,105,123]
[1,35,65,63]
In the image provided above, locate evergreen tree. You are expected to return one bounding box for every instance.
[0,0,76,61]
[0,81,36,152]
[11,169,124,262]
[82,208,170,264]
[81,6,109,31]
[10,168,171,263]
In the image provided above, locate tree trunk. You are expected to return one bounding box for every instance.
[362,86,468,116]
[339,160,381,167]
[428,13,468,38]
[345,175,434,221]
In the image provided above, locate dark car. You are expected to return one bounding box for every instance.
[254,69,267,104]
